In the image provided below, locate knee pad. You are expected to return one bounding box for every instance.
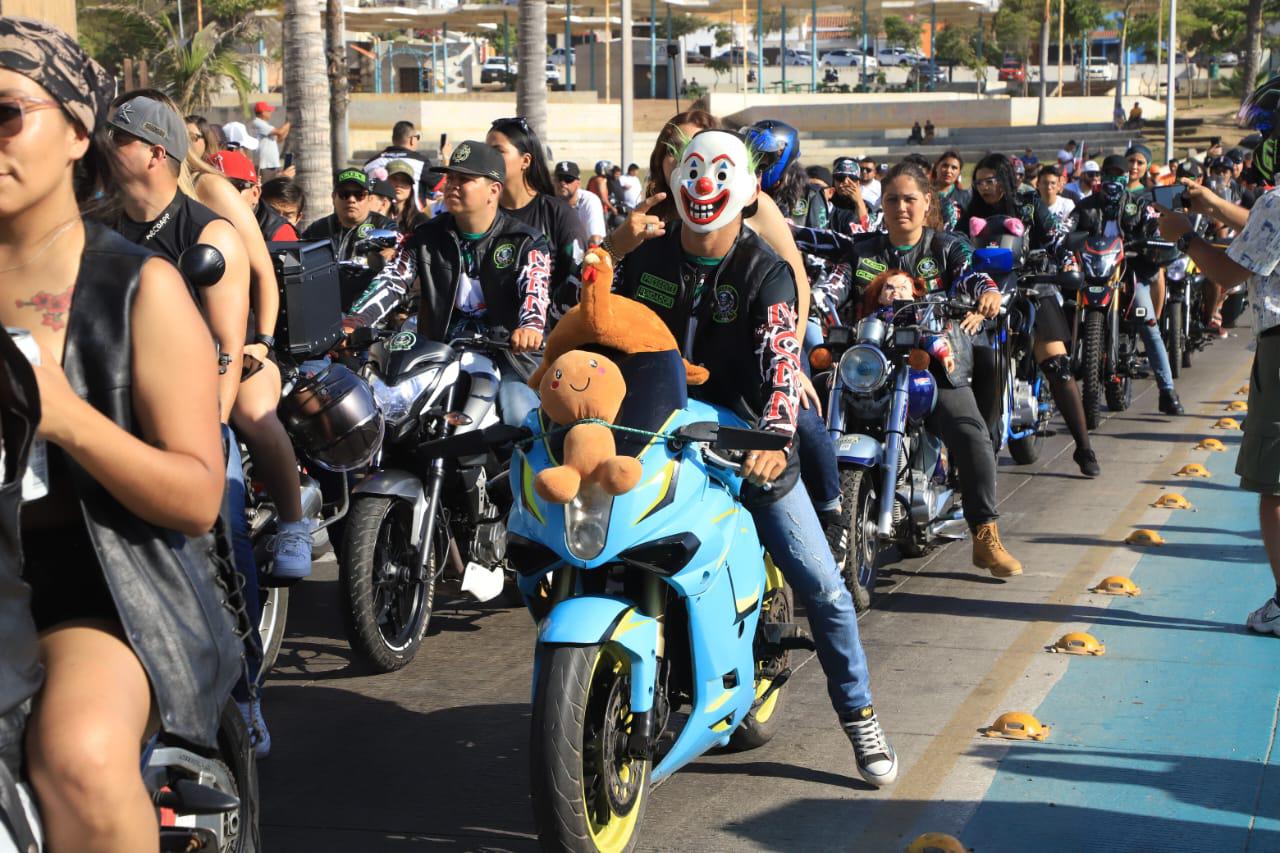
[1038,354,1073,382]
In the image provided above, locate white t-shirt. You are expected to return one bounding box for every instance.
[1046,194,1076,222]
[619,175,643,209]
[252,117,281,169]
[571,188,607,240]
[861,178,882,207]
[1227,187,1280,337]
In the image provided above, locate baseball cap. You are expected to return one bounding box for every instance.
[385,159,416,180]
[253,101,275,114]
[430,140,506,183]
[334,168,370,189]
[209,149,258,185]
[371,179,397,200]
[1082,160,1100,174]
[1226,146,1247,164]
[554,160,581,180]
[1101,154,1128,174]
[220,121,259,152]
[806,165,833,185]
[108,95,189,162]
[833,156,858,177]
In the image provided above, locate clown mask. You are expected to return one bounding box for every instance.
[671,130,758,234]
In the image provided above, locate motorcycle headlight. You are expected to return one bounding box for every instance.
[368,368,439,426]
[565,484,613,561]
[837,344,890,393]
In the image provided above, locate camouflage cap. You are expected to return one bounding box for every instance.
[0,17,115,133]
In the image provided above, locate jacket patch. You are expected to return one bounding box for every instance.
[636,285,675,308]
[712,283,739,323]
[639,272,678,295]
[855,257,887,281]
[492,242,516,269]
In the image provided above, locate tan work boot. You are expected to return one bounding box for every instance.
[972,522,1022,577]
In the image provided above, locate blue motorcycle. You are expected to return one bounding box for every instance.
[502,349,810,852]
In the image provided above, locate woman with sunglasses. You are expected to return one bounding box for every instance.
[0,20,241,850]
[486,117,588,317]
[965,153,1100,477]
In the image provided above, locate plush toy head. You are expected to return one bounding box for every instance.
[538,350,628,426]
[671,129,758,234]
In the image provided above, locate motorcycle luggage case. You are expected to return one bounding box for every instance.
[268,241,345,358]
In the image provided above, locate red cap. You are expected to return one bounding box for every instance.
[253,101,275,114]
[210,150,259,185]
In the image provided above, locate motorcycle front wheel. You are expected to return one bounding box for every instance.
[341,495,442,673]
[1080,310,1106,430]
[730,563,792,750]
[837,469,880,612]
[531,642,650,853]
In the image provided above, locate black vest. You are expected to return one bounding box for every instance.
[60,222,241,748]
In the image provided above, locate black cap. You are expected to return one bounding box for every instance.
[1226,147,1246,164]
[554,160,580,180]
[833,156,858,177]
[1101,154,1128,175]
[430,140,506,183]
[334,168,370,189]
[371,179,397,200]
[806,165,833,185]
[1175,159,1203,180]
[1208,155,1234,172]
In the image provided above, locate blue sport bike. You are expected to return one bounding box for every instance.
[502,349,812,853]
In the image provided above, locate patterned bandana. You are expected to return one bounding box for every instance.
[0,17,115,133]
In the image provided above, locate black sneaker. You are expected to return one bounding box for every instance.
[840,706,899,787]
[1159,389,1185,415]
[820,507,848,567]
[1073,447,1101,478]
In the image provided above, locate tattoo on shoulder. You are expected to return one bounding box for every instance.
[15,286,74,332]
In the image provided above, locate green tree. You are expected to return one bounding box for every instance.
[713,24,733,48]
[706,58,731,87]
[1063,0,1106,42]
[656,13,709,40]
[883,15,920,51]
[479,20,519,57]
[935,24,976,67]
[992,0,1036,95]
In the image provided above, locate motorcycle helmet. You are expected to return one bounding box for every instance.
[742,120,799,191]
[594,160,613,177]
[1238,74,1280,184]
[279,362,384,472]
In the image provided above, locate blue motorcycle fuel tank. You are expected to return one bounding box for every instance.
[906,368,938,421]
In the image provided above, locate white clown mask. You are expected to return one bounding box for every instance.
[671,130,758,234]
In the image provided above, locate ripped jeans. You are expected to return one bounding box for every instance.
[749,482,872,713]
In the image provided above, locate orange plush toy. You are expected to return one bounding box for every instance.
[534,351,643,503]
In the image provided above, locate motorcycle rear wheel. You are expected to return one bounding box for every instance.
[1080,311,1106,430]
[729,565,792,750]
[531,642,650,853]
[341,495,441,673]
[257,586,289,676]
[1007,373,1050,465]
[1167,301,1185,379]
[837,469,880,612]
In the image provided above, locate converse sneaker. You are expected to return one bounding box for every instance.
[237,699,272,759]
[270,520,313,580]
[1246,597,1280,635]
[840,706,898,788]
[820,506,848,567]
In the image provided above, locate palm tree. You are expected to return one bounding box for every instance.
[325,0,351,173]
[284,0,333,214]
[516,0,549,141]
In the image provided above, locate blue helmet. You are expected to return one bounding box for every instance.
[743,120,799,191]
[1239,75,1280,183]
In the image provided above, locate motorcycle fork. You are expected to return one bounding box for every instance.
[626,573,666,758]
[877,367,910,539]
[413,383,458,582]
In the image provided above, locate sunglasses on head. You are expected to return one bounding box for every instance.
[229,178,256,192]
[337,189,368,200]
[492,116,531,134]
[0,96,62,139]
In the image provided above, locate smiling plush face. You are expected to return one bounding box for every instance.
[538,350,628,425]
[671,130,758,234]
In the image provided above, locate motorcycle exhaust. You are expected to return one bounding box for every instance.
[929,518,969,540]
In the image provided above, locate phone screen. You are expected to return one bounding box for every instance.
[439,133,448,150]
[1145,184,1185,211]
[283,152,294,169]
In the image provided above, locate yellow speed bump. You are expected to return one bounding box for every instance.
[906,834,966,853]
[983,711,1051,741]
[1196,438,1226,452]
[1126,529,1165,546]
[1091,575,1142,596]
[1214,417,1242,430]
[1227,400,1249,412]
[1153,493,1193,510]
[1175,463,1211,478]
[1049,632,1106,656]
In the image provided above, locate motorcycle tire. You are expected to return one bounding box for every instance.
[729,569,793,750]
[1221,292,1247,328]
[1081,311,1107,430]
[216,699,260,853]
[340,495,441,673]
[1105,371,1133,413]
[837,469,880,613]
[257,586,289,676]
[531,642,650,853]
[1167,301,1184,380]
[1007,374,1051,465]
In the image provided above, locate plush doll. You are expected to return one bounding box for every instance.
[529,249,710,389]
[533,350,643,504]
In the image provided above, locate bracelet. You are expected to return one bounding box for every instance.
[600,237,623,266]
[254,334,277,350]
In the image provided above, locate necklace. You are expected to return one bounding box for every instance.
[0,217,80,275]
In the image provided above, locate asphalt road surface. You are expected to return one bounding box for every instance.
[260,328,1272,852]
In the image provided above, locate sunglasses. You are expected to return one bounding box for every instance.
[410,133,421,141]
[860,166,875,173]
[337,189,368,201]
[108,126,147,148]
[229,178,256,192]
[974,176,1000,187]
[556,174,578,182]
[492,116,531,134]
[0,96,62,139]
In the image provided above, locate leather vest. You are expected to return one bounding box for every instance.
[60,222,241,749]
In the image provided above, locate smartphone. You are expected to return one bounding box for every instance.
[1145,184,1185,211]
[439,133,448,151]
[282,152,294,170]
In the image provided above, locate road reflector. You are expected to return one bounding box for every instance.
[1153,493,1193,509]
[1238,384,1250,395]
[983,711,1051,741]
[1091,576,1142,596]
[1214,417,1241,430]
[1049,632,1106,656]
[906,833,966,853]
[1196,438,1226,452]
[1175,463,1211,478]
[1228,400,1248,412]
[1126,529,1165,546]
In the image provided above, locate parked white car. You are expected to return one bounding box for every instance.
[820,48,879,70]
[876,47,917,66]
[1084,60,1111,81]
[778,48,814,66]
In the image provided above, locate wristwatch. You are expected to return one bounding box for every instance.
[254,334,277,350]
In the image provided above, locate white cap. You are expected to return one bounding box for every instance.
[1082,160,1100,173]
[221,121,259,151]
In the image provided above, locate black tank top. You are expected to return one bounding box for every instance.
[116,190,222,266]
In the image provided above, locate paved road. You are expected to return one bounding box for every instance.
[260,329,1272,852]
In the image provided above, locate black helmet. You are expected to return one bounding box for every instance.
[279,362,384,472]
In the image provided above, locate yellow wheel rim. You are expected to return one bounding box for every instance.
[749,563,787,726]
[583,645,646,853]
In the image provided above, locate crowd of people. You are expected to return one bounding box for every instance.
[1,12,1280,851]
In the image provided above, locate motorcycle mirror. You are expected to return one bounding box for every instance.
[672,422,720,444]
[353,229,401,254]
[177,244,226,289]
[713,426,790,452]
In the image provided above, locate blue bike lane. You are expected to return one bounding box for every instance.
[960,432,1280,851]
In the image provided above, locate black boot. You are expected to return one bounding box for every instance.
[1043,356,1100,477]
[1159,389,1185,415]
[1073,447,1101,477]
